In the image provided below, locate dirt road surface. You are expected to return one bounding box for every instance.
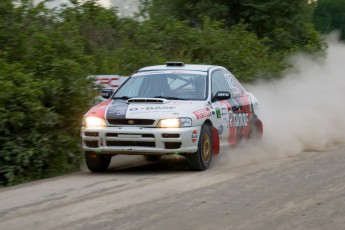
[1,143,345,230]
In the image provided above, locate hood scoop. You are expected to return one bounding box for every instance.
[127,98,169,104]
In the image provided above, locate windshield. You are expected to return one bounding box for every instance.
[113,70,208,100]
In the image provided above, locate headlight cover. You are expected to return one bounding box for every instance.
[83,116,107,128]
[157,118,192,128]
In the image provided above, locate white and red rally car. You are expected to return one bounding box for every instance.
[81,62,263,172]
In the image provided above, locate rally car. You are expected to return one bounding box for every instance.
[81,62,263,172]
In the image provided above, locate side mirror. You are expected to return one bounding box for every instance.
[213,91,231,101]
[102,89,114,99]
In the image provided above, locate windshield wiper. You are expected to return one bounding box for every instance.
[153,96,187,100]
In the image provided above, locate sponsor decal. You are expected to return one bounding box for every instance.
[133,70,207,77]
[171,101,195,104]
[215,108,221,118]
[127,107,150,114]
[92,75,127,90]
[222,111,228,116]
[193,108,212,119]
[146,106,175,110]
[128,106,176,114]
[106,100,129,119]
[229,112,249,127]
[192,130,198,143]
[218,92,230,97]
[98,77,120,88]
[219,102,230,120]
[224,74,237,89]
[218,125,224,135]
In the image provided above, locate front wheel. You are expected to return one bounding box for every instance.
[85,151,111,173]
[187,124,213,171]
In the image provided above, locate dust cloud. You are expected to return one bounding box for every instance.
[218,34,345,167]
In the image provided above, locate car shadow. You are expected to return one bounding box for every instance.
[106,155,190,174]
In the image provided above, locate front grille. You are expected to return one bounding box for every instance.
[162,133,180,138]
[107,119,155,126]
[142,134,155,138]
[105,133,155,138]
[164,142,182,149]
[85,132,99,137]
[85,141,98,148]
[106,133,118,137]
[106,141,156,148]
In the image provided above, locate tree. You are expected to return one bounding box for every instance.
[314,0,345,40]
[57,0,122,73]
[0,0,97,186]
[140,0,325,54]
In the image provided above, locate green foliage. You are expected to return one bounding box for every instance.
[314,0,345,40]
[57,0,121,73]
[140,0,325,56]
[0,60,57,185]
[109,17,285,80]
[0,0,97,186]
[193,21,286,81]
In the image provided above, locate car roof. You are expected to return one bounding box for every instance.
[138,63,219,72]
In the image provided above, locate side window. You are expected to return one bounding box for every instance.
[169,75,206,100]
[211,70,231,96]
[222,69,245,97]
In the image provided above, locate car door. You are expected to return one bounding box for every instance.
[221,69,253,145]
[211,68,253,146]
[210,69,233,146]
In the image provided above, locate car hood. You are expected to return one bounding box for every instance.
[108,98,211,120]
[86,98,211,121]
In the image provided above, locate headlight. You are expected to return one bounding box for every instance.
[157,118,192,128]
[83,116,107,128]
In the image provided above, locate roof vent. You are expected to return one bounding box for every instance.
[166,61,185,67]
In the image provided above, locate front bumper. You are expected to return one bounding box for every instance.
[81,126,200,155]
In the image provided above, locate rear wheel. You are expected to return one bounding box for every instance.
[143,155,162,161]
[187,124,212,171]
[248,118,263,140]
[85,151,111,173]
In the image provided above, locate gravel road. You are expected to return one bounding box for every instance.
[1,143,345,230]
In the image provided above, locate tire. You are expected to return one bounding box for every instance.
[143,155,162,161]
[85,151,111,173]
[187,124,213,171]
[248,118,263,140]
